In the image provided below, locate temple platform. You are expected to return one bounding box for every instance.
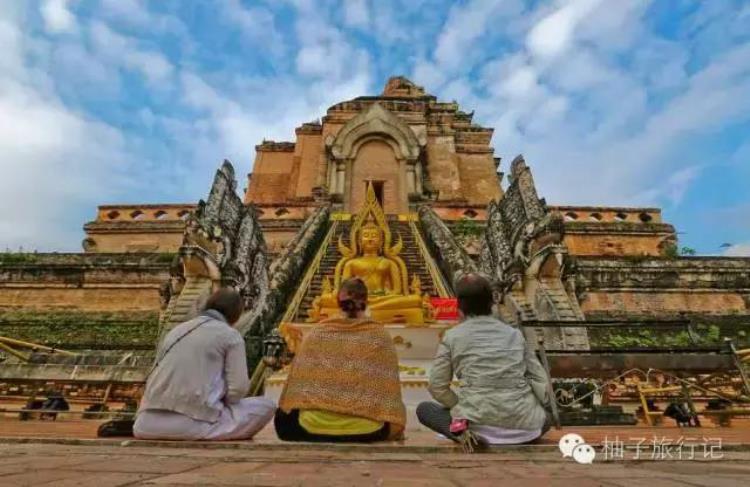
[1,419,750,486]
[3,417,750,449]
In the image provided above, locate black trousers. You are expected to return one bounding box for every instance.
[274,409,390,443]
[416,401,550,444]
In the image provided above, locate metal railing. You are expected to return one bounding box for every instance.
[408,219,452,298]
[279,220,339,323]
[0,336,77,363]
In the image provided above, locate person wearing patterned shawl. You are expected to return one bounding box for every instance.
[275,278,406,442]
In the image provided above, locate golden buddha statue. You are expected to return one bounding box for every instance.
[307,183,430,324]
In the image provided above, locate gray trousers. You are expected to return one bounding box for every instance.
[416,402,458,440]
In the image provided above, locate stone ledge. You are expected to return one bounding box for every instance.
[259,219,308,229]
[564,222,675,234]
[83,221,185,234]
[0,252,175,267]
[255,141,295,152]
[576,256,750,270]
[2,433,750,454]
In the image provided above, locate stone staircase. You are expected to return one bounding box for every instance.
[538,279,590,349]
[509,292,537,322]
[159,277,213,339]
[293,219,441,322]
[389,220,437,298]
[539,280,583,321]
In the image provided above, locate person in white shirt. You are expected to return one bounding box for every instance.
[134,288,275,440]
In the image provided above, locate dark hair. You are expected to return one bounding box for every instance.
[337,278,368,318]
[204,288,244,324]
[455,273,494,317]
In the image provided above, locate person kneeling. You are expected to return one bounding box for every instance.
[275,278,405,442]
[134,288,275,441]
[417,273,551,449]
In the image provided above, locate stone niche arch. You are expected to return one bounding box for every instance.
[350,139,400,213]
[326,103,425,214]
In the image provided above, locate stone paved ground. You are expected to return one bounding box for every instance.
[1,418,750,485]
[3,417,750,446]
[1,441,749,486]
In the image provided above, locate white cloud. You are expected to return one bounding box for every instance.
[292,2,372,83]
[434,0,523,73]
[411,59,447,90]
[99,0,150,25]
[89,21,174,85]
[723,244,750,257]
[219,0,286,58]
[97,0,188,39]
[0,13,133,251]
[636,166,702,207]
[436,0,750,213]
[344,0,369,29]
[50,41,120,97]
[40,0,77,34]
[2,0,749,254]
[177,68,372,169]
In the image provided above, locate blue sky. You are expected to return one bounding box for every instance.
[0,0,748,255]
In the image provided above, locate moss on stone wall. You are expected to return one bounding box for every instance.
[587,319,749,349]
[0,252,175,267]
[447,218,485,244]
[0,253,39,265]
[589,324,718,349]
[0,310,159,350]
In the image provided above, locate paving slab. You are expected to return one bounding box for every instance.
[2,418,750,485]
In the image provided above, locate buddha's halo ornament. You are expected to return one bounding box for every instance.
[335,182,408,293]
[309,181,428,324]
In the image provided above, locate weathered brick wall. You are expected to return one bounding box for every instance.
[243,80,502,213]
[433,207,488,221]
[426,135,462,201]
[258,219,307,257]
[246,147,295,204]
[575,256,750,317]
[581,291,747,315]
[0,254,169,312]
[291,131,324,199]
[457,153,502,205]
[561,220,676,257]
[83,231,184,253]
[83,204,194,253]
[350,140,402,213]
[564,233,667,257]
[0,287,161,312]
[0,254,169,350]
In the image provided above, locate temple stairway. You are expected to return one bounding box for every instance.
[508,292,537,321]
[291,219,444,322]
[273,216,453,430]
[540,280,585,321]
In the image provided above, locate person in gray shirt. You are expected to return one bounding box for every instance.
[417,273,550,448]
[135,288,275,440]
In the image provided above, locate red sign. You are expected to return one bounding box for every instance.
[431,297,458,321]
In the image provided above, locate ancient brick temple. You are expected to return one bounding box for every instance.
[1,76,749,366]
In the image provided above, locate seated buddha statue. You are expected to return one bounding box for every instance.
[307,185,430,324]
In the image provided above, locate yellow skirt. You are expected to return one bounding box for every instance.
[299,409,383,436]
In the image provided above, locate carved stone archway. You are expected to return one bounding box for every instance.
[326,103,425,213]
